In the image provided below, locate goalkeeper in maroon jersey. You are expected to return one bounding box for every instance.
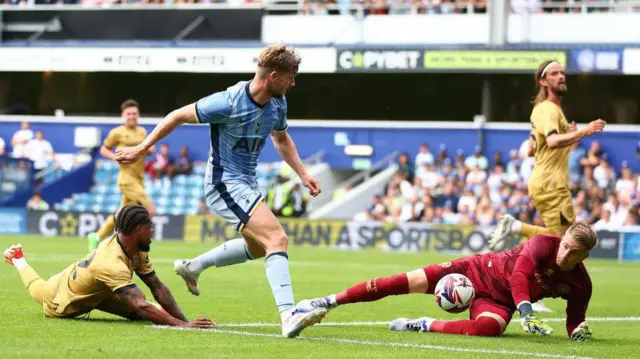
[296,222,596,341]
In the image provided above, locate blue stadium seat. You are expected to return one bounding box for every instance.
[93,184,108,194]
[108,184,120,195]
[188,198,200,207]
[171,186,188,197]
[193,165,205,175]
[156,196,170,207]
[72,203,87,212]
[94,171,110,184]
[91,194,105,204]
[156,206,168,215]
[107,194,121,205]
[173,197,186,207]
[106,204,118,213]
[174,175,188,186]
[187,175,203,187]
[170,206,185,216]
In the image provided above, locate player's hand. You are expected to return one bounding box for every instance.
[568,121,578,132]
[571,322,592,342]
[183,317,216,329]
[115,145,146,164]
[520,313,553,336]
[583,119,606,136]
[300,174,321,197]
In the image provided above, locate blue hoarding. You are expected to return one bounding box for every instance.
[0,207,26,235]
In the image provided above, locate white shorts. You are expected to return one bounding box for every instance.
[205,181,264,232]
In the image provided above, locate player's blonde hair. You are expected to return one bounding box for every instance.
[567,221,597,251]
[531,60,557,106]
[257,44,301,77]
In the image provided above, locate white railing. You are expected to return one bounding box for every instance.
[0,1,638,14]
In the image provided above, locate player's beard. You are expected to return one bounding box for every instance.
[138,243,150,252]
[550,83,568,97]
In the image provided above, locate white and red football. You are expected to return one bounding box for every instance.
[434,273,475,313]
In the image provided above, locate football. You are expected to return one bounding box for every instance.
[434,273,475,313]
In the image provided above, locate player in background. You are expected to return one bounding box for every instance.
[490,60,605,246]
[114,44,326,338]
[296,222,595,342]
[4,205,214,329]
[88,99,156,252]
[488,60,605,312]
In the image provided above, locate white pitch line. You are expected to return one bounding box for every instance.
[152,326,602,359]
[215,317,640,328]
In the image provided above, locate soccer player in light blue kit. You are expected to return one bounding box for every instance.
[114,44,327,337]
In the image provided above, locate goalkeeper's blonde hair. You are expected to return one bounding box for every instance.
[568,221,597,251]
[257,44,301,76]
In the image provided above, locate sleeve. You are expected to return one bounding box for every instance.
[195,91,233,124]
[510,236,555,306]
[566,276,592,337]
[533,103,561,137]
[94,263,136,294]
[136,253,155,279]
[273,97,288,132]
[103,128,119,149]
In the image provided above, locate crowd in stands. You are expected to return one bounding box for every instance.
[356,140,640,229]
[0,121,58,178]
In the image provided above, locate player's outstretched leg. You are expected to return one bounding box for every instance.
[297,269,427,312]
[489,214,554,252]
[389,316,504,337]
[391,297,510,337]
[242,202,326,338]
[173,237,256,296]
[4,244,47,304]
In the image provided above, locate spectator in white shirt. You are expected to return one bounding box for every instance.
[25,130,56,171]
[593,208,614,230]
[417,163,439,190]
[593,156,616,188]
[457,187,477,213]
[464,145,488,171]
[466,165,487,195]
[415,143,435,167]
[0,136,5,156]
[11,121,34,158]
[615,164,636,196]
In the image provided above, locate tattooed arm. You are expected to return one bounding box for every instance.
[139,271,188,322]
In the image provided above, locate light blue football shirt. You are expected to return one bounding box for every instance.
[195,80,288,186]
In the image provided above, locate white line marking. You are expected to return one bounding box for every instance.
[215,317,640,328]
[151,326,602,359]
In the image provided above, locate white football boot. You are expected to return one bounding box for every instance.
[173,259,200,296]
[281,307,327,338]
[389,317,434,333]
[296,295,337,312]
[488,214,517,252]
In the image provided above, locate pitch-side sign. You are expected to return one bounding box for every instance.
[0,47,336,73]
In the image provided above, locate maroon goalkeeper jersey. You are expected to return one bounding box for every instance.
[468,235,591,336]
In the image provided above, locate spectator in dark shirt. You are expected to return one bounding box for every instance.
[397,152,414,182]
[435,181,459,212]
[168,146,193,179]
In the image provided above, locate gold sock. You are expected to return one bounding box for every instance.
[96,215,116,241]
[519,223,554,239]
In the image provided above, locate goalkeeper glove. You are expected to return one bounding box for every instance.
[571,322,592,342]
[518,302,553,336]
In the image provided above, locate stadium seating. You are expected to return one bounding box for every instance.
[53,160,282,215]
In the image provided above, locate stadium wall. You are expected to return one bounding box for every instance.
[5,207,638,262]
[1,117,638,172]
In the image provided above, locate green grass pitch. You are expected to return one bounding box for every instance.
[1,235,639,359]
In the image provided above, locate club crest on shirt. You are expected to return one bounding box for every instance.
[545,268,555,276]
[557,284,570,295]
[440,261,452,268]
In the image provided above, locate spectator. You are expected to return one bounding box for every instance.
[399,195,423,223]
[454,149,465,169]
[593,208,614,230]
[0,136,5,156]
[146,143,173,180]
[615,162,635,196]
[415,143,435,167]
[593,155,616,188]
[168,146,193,179]
[416,163,439,191]
[435,144,448,167]
[506,149,520,175]
[435,181,459,211]
[266,175,289,216]
[457,187,476,213]
[464,145,488,170]
[397,152,414,182]
[26,192,49,211]
[11,121,33,159]
[24,130,55,171]
[580,141,605,168]
[353,205,375,222]
[569,142,586,179]
[466,165,487,195]
[475,195,495,226]
[198,199,210,215]
[487,164,506,201]
[492,150,504,168]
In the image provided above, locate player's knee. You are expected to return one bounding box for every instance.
[474,317,504,337]
[264,231,288,253]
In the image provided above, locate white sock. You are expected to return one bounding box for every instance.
[327,294,337,307]
[12,258,27,270]
[511,219,522,234]
[280,308,293,324]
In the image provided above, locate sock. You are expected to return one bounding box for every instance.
[187,238,254,274]
[430,317,502,337]
[335,274,409,305]
[12,257,27,270]
[519,223,554,239]
[97,215,116,240]
[17,263,46,304]
[264,252,295,321]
